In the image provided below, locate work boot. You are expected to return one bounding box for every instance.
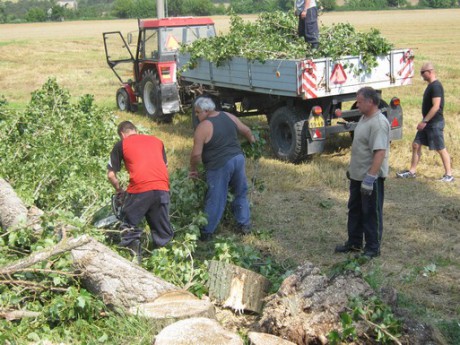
[237,224,252,235]
[334,242,362,253]
[199,232,213,242]
[355,249,380,261]
[126,239,142,265]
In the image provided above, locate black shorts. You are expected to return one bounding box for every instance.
[414,121,445,150]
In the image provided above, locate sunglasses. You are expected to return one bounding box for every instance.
[420,69,432,75]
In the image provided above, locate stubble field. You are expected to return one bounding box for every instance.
[1,9,459,342]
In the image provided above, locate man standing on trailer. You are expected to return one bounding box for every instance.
[295,0,319,49]
[335,87,390,260]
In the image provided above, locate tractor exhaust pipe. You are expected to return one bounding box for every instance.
[157,0,165,19]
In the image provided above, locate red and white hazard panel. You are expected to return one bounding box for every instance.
[397,49,414,85]
[330,63,347,84]
[299,60,318,99]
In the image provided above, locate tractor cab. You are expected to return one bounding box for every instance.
[103,17,215,122]
[137,17,215,61]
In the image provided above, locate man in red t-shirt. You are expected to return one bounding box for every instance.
[107,121,173,261]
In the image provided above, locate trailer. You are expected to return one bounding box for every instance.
[103,17,415,162]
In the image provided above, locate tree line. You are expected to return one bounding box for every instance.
[0,0,459,25]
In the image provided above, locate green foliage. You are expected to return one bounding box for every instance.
[328,296,402,344]
[25,7,47,22]
[230,0,280,13]
[421,0,457,7]
[344,0,388,9]
[181,11,393,74]
[437,319,460,344]
[0,78,118,217]
[0,79,289,342]
[319,0,337,10]
[241,128,267,160]
[112,0,134,18]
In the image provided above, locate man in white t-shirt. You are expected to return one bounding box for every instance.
[295,0,319,49]
[335,87,390,259]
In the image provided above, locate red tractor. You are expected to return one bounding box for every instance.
[103,17,216,122]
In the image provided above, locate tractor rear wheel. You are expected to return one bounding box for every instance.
[141,71,172,123]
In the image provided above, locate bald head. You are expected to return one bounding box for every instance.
[421,62,434,71]
[420,61,436,82]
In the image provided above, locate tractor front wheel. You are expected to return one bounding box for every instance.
[116,88,131,112]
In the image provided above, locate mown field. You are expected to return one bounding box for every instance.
[1,9,459,343]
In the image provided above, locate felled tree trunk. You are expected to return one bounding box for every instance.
[208,260,271,314]
[154,317,243,345]
[70,237,180,309]
[258,261,374,345]
[0,178,28,230]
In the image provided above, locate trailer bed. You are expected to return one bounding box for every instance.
[178,49,414,99]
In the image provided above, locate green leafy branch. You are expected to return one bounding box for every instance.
[181,11,393,74]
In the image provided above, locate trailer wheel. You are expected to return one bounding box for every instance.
[141,71,172,123]
[116,88,131,112]
[269,106,307,163]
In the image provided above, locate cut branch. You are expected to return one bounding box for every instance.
[0,235,92,276]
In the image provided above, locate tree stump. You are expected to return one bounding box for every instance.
[258,261,374,345]
[0,178,28,230]
[153,317,243,345]
[207,260,271,314]
[128,290,216,334]
[247,331,296,345]
[70,237,179,309]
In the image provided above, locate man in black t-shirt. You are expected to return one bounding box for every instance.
[396,62,454,182]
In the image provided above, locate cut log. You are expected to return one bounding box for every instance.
[207,260,271,314]
[247,331,296,345]
[128,290,216,334]
[153,317,243,345]
[0,178,28,230]
[70,237,179,309]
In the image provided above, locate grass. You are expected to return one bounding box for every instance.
[1,9,460,343]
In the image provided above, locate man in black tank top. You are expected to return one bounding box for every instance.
[189,97,256,241]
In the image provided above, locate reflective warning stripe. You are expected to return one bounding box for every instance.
[398,49,414,85]
[301,60,318,99]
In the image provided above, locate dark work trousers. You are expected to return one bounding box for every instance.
[347,178,384,253]
[297,6,319,48]
[120,190,174,248]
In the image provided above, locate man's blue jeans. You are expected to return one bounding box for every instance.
[202,154,250,234]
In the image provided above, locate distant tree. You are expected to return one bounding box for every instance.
[130,0,156,18]
[0,4,6,23]
[49,4,65,20]
[230,0,279,13]
[319,0,337,10]
[421,0,456,7]
[182,0,217,15]
[112,0,134,18]
[344,0,388,9]
[25,7,47,21]
[387,0,408,6]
